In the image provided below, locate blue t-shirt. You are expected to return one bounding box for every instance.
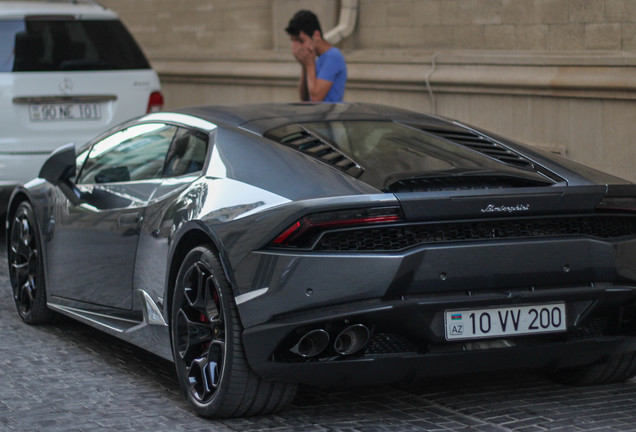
[316,47,347,102]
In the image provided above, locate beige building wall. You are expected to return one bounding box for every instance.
[98,0,636,182]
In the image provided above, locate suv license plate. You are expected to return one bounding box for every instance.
[445,303,566,341]
[29,103,101,121]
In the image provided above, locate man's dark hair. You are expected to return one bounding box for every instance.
[285,10,322,38]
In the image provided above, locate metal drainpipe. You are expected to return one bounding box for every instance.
[324,0,359,45]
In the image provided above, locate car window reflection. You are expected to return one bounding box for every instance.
[78,123,177,184]
[162,129,208,178]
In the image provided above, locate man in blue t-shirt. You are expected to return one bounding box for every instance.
[285,10,347,102]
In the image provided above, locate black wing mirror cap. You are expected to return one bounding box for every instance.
[39,143,82,204]
[39,143,76,184]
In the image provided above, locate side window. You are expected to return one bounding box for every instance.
[162,128,209,178]
[77,123,177,184]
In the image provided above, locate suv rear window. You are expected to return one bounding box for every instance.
[0,18,150,72]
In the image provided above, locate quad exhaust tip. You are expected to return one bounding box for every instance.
[334,324,370,356]
[290,329,330,358]
[290,324,372,358]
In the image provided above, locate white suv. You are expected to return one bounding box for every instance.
[0,1,163,209]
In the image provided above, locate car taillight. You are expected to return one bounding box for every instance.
[596,196,636,213]
[271,206,403,248]
[147,91,164,113]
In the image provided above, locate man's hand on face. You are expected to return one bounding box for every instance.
[292,40,315,66]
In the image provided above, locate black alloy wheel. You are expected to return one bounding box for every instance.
[8,202,56,324]
[171,246,296,418]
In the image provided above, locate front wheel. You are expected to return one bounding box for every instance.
[548,351,636,386]
[8,201,57,324]
[171,246,296,418]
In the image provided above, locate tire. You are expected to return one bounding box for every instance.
[8,201,57,324]
[171,246,297,418]
[548,351,636,386]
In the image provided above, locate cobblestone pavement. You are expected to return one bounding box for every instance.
[2,234,636,431]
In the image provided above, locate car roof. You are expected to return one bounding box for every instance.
[174,103,449,135]
[0,1,117,19]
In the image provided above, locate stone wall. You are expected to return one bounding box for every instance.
[96,0,636,182]
[354,0,636,51]
[101,0,636,53]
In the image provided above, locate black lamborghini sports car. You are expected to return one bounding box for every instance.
[7,103,636,418]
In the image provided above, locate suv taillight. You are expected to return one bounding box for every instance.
[147,91,164,113]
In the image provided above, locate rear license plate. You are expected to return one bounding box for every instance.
[29,103,101,121]
[445,303,566,341]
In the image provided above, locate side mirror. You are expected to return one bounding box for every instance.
[39,143,82,204]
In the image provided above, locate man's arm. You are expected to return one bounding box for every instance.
[304,64,333,102]
[298,64,309,101]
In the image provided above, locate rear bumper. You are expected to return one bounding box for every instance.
[0,152,51,184]
[0,152,52,214]
[234,231,636,386]
[0,184,17,215]
[242,284,636,386]
[234,237,636,329]
[251,336,636,387]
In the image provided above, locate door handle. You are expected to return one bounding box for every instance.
[117,212,141,227]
